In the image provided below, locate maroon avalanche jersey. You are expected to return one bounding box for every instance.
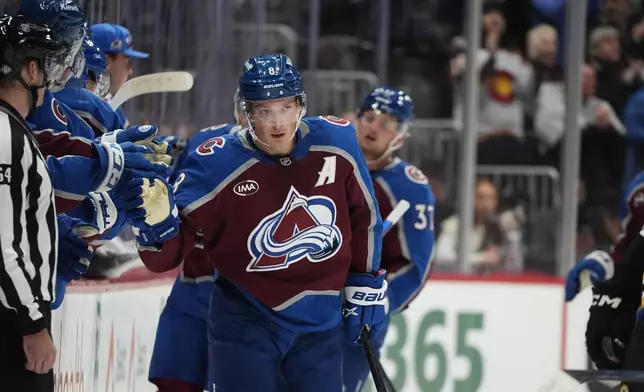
[138,117,383,331]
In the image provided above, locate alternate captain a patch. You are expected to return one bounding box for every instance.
[246,186,342,272]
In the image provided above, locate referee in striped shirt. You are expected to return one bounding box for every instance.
[0,12,80,391]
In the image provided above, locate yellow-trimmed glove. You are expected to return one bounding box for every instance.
[132,177,180,244]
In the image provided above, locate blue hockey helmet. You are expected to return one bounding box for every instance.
[81,35,109,96]
[238,53,306,104]
[17,0,87,88]
[83,35,106,75]
[358,85,414,133]
[238,54,307,148]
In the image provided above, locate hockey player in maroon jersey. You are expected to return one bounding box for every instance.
[132,53,387,392]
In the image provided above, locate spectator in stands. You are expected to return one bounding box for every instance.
[624,12,644,61]
[534,64,625,198]
[524,24,563,136]
[450,3,535,165]
[434,177,523,274]
[591,25,644,116]
[531,0,602,65]
[527,24,558,70]
[599,0,632,33]
[622,80,644,180]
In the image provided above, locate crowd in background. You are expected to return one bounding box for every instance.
[1,0,635,278]
[305,0,643,276]
[133,0,644,277]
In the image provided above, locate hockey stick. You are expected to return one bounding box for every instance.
[360,200,411,392]
[381,200,410,235]
[110,71,194,110]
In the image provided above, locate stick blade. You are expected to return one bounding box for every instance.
[110,71,195,109]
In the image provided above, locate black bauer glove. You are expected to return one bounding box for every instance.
[586,280,640,369]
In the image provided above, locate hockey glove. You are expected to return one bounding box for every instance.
[69,191,119,240]
[100,124,158,145]
[132,177,180,244]
[586,279,640,369]
[94,141,170,193]
[342,270,388,344]
[101,125,173,166]
[52,214,95,310]
[565,250,615,301]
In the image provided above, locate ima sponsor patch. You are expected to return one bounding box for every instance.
[404,165,428,185]
[233,180,259,196]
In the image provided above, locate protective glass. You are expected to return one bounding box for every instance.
[245,99,303,129]
[43,34,86,90]
[94,71,110,97]
[70,52,86,80]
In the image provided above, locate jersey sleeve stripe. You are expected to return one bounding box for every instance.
[310,145,379,272]
[74,109,108,135]
[181,158,259,216]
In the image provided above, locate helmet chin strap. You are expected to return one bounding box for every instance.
[17,76,45,118]
[366,131,409,171]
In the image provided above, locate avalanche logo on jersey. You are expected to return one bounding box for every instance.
[246,186,342,272]
[51,98,67,126]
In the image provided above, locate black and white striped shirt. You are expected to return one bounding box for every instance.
[0,99,57,335]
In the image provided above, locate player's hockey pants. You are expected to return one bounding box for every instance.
[341,317,389,392]
[148,301,209,391]
[208,277,343,392]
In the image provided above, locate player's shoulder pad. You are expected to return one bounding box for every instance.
[185,132,249,170]
[303,115,354,136]
[302,116,362,156]
[381,159,434,204]
[177,132,255,208]
[187,123,239,151]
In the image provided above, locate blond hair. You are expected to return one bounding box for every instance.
[527,24,557,60]
[589,26,620,57]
